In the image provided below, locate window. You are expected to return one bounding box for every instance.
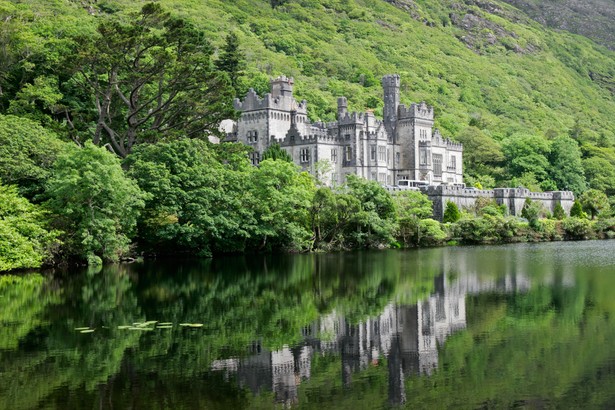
[379,173,386,183]
[371,172,377,181]
[300,148,310,163]
[433,154,443,176]
[247,131,258,143]
[378,146,386,161]
[420,148,429,165]
[331,149,337,163]
[370,145,376,161]
[450,155,456,171]
[396,152,400,164]
[250,151,260,166]
[331,173,338,185]
[344,146,352,162]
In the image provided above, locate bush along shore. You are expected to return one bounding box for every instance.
[1,130,614,273]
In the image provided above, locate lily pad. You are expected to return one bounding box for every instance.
[117,325,131,330]
[80,329,95,333]
[180,323,203,328]
[74,327,90,331]
[157,325,173,329]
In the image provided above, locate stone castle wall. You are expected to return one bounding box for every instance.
[423,185,575,221]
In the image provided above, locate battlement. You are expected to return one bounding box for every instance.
[382,74,401,88]
[398,102,434,120]
[234,87,307,114]
[338,111,367,125]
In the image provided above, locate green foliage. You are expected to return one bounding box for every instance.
[548,135,587,194]
[0,114,67,199]
[215,32,245,97]
[583,156,615,195]
[562,217,594,239]
[249,159,316,251]
[570,199,585,218]
[71,3,235,156]
[127,139,260,255]
[0,184,59,271]
[393,190,435,246]
[579,189,610,219]
[345,175,397,247]
[46,143,145,263]
[521,198,543,228]
[502,134,553,189]
[553,203,566,220]
[261,143,293,162]
[443,201,462,223]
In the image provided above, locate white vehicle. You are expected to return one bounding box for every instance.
[397,180,429,189]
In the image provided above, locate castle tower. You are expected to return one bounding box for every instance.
[337,97,348,119]
[271,75,294,98]
[382,74,400,137]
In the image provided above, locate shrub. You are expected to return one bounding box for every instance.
[562,217,594,240]
[443,201,461,223]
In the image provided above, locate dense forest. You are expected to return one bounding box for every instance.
[1,0,614,270]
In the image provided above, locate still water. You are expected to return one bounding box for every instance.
[2,241,615,409]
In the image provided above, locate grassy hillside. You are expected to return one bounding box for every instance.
[1,0,615,190]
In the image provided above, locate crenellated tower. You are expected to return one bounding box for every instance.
[382,74,400,138]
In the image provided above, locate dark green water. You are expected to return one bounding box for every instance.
[2,241,615,409]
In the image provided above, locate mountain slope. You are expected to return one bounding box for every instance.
[499,0,615,51]
[1,0,615,190]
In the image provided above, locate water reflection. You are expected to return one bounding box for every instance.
[209,259,572,407]
[1,241,615,409]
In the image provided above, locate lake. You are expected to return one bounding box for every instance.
[2,241,615,409]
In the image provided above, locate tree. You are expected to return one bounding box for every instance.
[73,3,235,157]
[521,198,543,228]
[249,159,316,251]
[0,184,59,271]
[502,134,553,187]
[261,143,293,162]
[579,189,610,220]
[345,175,397,247]
[0,114,67,200]
[215,32,245,97]
[443,201,462,223]
[569,200,585,218]
[126,139,255,256]
[583,157,615,195]
[548,135,587,194]
[46,143,146,264]
[553,203,566,220]
[456,126,504,178]
[393,190,434,246]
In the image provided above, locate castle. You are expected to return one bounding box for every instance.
[227,75,575,218]
[230,74,463,187]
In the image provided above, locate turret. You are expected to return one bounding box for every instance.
[382,74,400,136]
[271,75,294,98]
[337,97,348,119]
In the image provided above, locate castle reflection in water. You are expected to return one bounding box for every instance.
[211,268,569,406]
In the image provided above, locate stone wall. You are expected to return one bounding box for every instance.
[421,185,575,221]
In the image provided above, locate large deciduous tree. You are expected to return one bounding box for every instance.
[548,135,587,194]
[579,189,610,220]
[46,143,146,264]
[74,3,235,157]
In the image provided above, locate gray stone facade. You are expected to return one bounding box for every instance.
[229,74,575,220]
[231,75,463,186]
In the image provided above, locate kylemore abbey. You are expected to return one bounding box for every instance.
[230,74,463,187]
[227,75,575,219]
